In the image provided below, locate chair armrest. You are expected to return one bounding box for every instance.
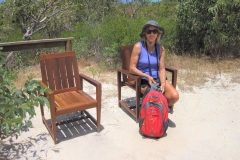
[117,68,141,90]
[165,66,177,73]
[165,66,177,88]
[79,73,102,101]
[117,68,141,80]
[79,73,101,87]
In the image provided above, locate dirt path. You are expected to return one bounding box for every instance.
[1,72,240,160]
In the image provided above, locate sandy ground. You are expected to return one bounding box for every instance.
[1,72,240,160]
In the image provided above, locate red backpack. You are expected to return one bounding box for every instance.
[139,83,169,138]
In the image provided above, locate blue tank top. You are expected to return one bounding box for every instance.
[137,41,161,79]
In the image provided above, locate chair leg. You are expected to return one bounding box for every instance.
[80,111,84,117]
[135,96,140,123]
[169,105,174,114]
[96,103,101,132]
[135,79,141,123]
[48,95,57,144]
[117,71,121,108]
[40,104,45,124]
[51,117,57,144]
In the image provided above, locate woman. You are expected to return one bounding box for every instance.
[129,20,179,107]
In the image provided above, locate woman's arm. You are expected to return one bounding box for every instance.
[129,43,155,85]
[159,46,166,93]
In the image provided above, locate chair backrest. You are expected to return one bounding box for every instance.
[120,45,134,83]
[40,51,81,91]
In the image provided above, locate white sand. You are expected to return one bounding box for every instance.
[1,72,240,160]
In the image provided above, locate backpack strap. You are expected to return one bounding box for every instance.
[142,82,162,100]
[151,83,162,93]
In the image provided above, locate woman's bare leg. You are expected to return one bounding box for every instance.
[164,80,179,106]
[141,86,147,95]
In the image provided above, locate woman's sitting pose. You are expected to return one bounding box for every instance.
[129,20,179,107]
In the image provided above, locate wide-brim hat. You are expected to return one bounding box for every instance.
[140,20,165,38]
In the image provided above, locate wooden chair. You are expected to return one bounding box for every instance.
[117,45,177,123]
[39,51,101,144]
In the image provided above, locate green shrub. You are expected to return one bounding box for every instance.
[177,0,240,58]
[0,50,50,140]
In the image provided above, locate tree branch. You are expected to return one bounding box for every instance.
[22,2,71,40]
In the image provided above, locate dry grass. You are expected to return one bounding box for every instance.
[14,65,42,88]
[166,53,240,91]
[14,55,240,92]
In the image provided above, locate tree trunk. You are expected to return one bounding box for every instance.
[6,52,18,69]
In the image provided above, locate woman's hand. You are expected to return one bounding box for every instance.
[160,82,165,93]
[147,76,156,86]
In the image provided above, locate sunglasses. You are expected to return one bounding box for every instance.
[146,29,158,34]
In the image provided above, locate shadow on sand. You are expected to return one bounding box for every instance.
[53,113,104,143]
[0,112,104,159]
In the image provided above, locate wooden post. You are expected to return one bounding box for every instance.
[65,39,72,51]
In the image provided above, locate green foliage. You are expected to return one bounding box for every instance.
[71,37,90,59]
[101,16,142,48]
[100,1,179,60]
[0,52,50,139]
[1,0,238,60]
[177,0,240,58]
[1,0,179,66]
[68,1,179,64]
